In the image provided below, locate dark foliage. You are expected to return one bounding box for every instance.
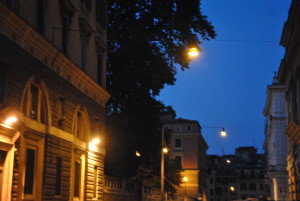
[105,0,216,192]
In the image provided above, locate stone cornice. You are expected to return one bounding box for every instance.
[0,2,110,107]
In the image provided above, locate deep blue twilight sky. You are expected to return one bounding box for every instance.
[158,0,292,155]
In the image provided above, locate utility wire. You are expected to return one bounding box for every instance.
[206,39,279,43]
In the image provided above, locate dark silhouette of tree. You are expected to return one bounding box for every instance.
[105,0,216,198]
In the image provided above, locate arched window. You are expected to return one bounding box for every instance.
[21,78,50,124]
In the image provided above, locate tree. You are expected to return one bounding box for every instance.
[105,0,216,196]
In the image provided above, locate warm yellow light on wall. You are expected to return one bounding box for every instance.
[89,138,101,151]
[183,176,188,182]
[91,138,100,145]
[4,116,17,125]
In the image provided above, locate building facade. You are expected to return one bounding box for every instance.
[164,118,209,201]
[207,147,270,201]
[263,76,289,201]
[0,0,109,201]
[276,0,300,200]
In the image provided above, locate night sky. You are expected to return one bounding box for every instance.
[158,0,292,155]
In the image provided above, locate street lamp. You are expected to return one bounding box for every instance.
[188,47,200,58]
[183,176,188,195]
[161,126,168,201]
[220,128,227,137]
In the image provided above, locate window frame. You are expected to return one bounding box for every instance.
[20,136,44,201]
[174,138,182,148]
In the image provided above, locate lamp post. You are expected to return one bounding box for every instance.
[183,176,188,201]
[161,126,168,201]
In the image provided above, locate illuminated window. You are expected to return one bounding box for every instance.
[24,148,36,195]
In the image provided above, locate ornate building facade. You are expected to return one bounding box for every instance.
[276,0,300,200]
[263,76,289,201]
[0,0,109,201]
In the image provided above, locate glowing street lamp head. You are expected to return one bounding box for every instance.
[230,186,235,192]
[4,116,17,125]
[136,151,141,157]
[188,47,200,58]
[220,128,227,137]
[226,159,231,164]
[163,147,168,153]
[183,177,188,182]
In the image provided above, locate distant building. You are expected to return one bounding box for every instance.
[276,0,300,200]
[207,147,270,201]
[0,1,109,201]
[164,118,209,201]
[263,75,289,201]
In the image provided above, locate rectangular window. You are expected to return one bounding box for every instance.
[30,85,39,120]
[24,148,36,195]
[175,139,181,148]
[260,183,264,191]
[249,183,256,191]
[93,166,98,198]
[0,150,7,199]
[187,126,191,132]
[61,17,68,54]
[74,161,81,197]
[37,0,45,34]
[0,65,7,105]
[96,0,107,29]
[80,38,87,71]
[215,187,222,195]
[58,97,65,120]
[97,54,103,86]
[175,126,181,132]
[55,157,62,195]
[174,156,182,168]
[210,188,214,195]
[240,183,247,191]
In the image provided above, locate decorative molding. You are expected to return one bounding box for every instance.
[0,2,110,108]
